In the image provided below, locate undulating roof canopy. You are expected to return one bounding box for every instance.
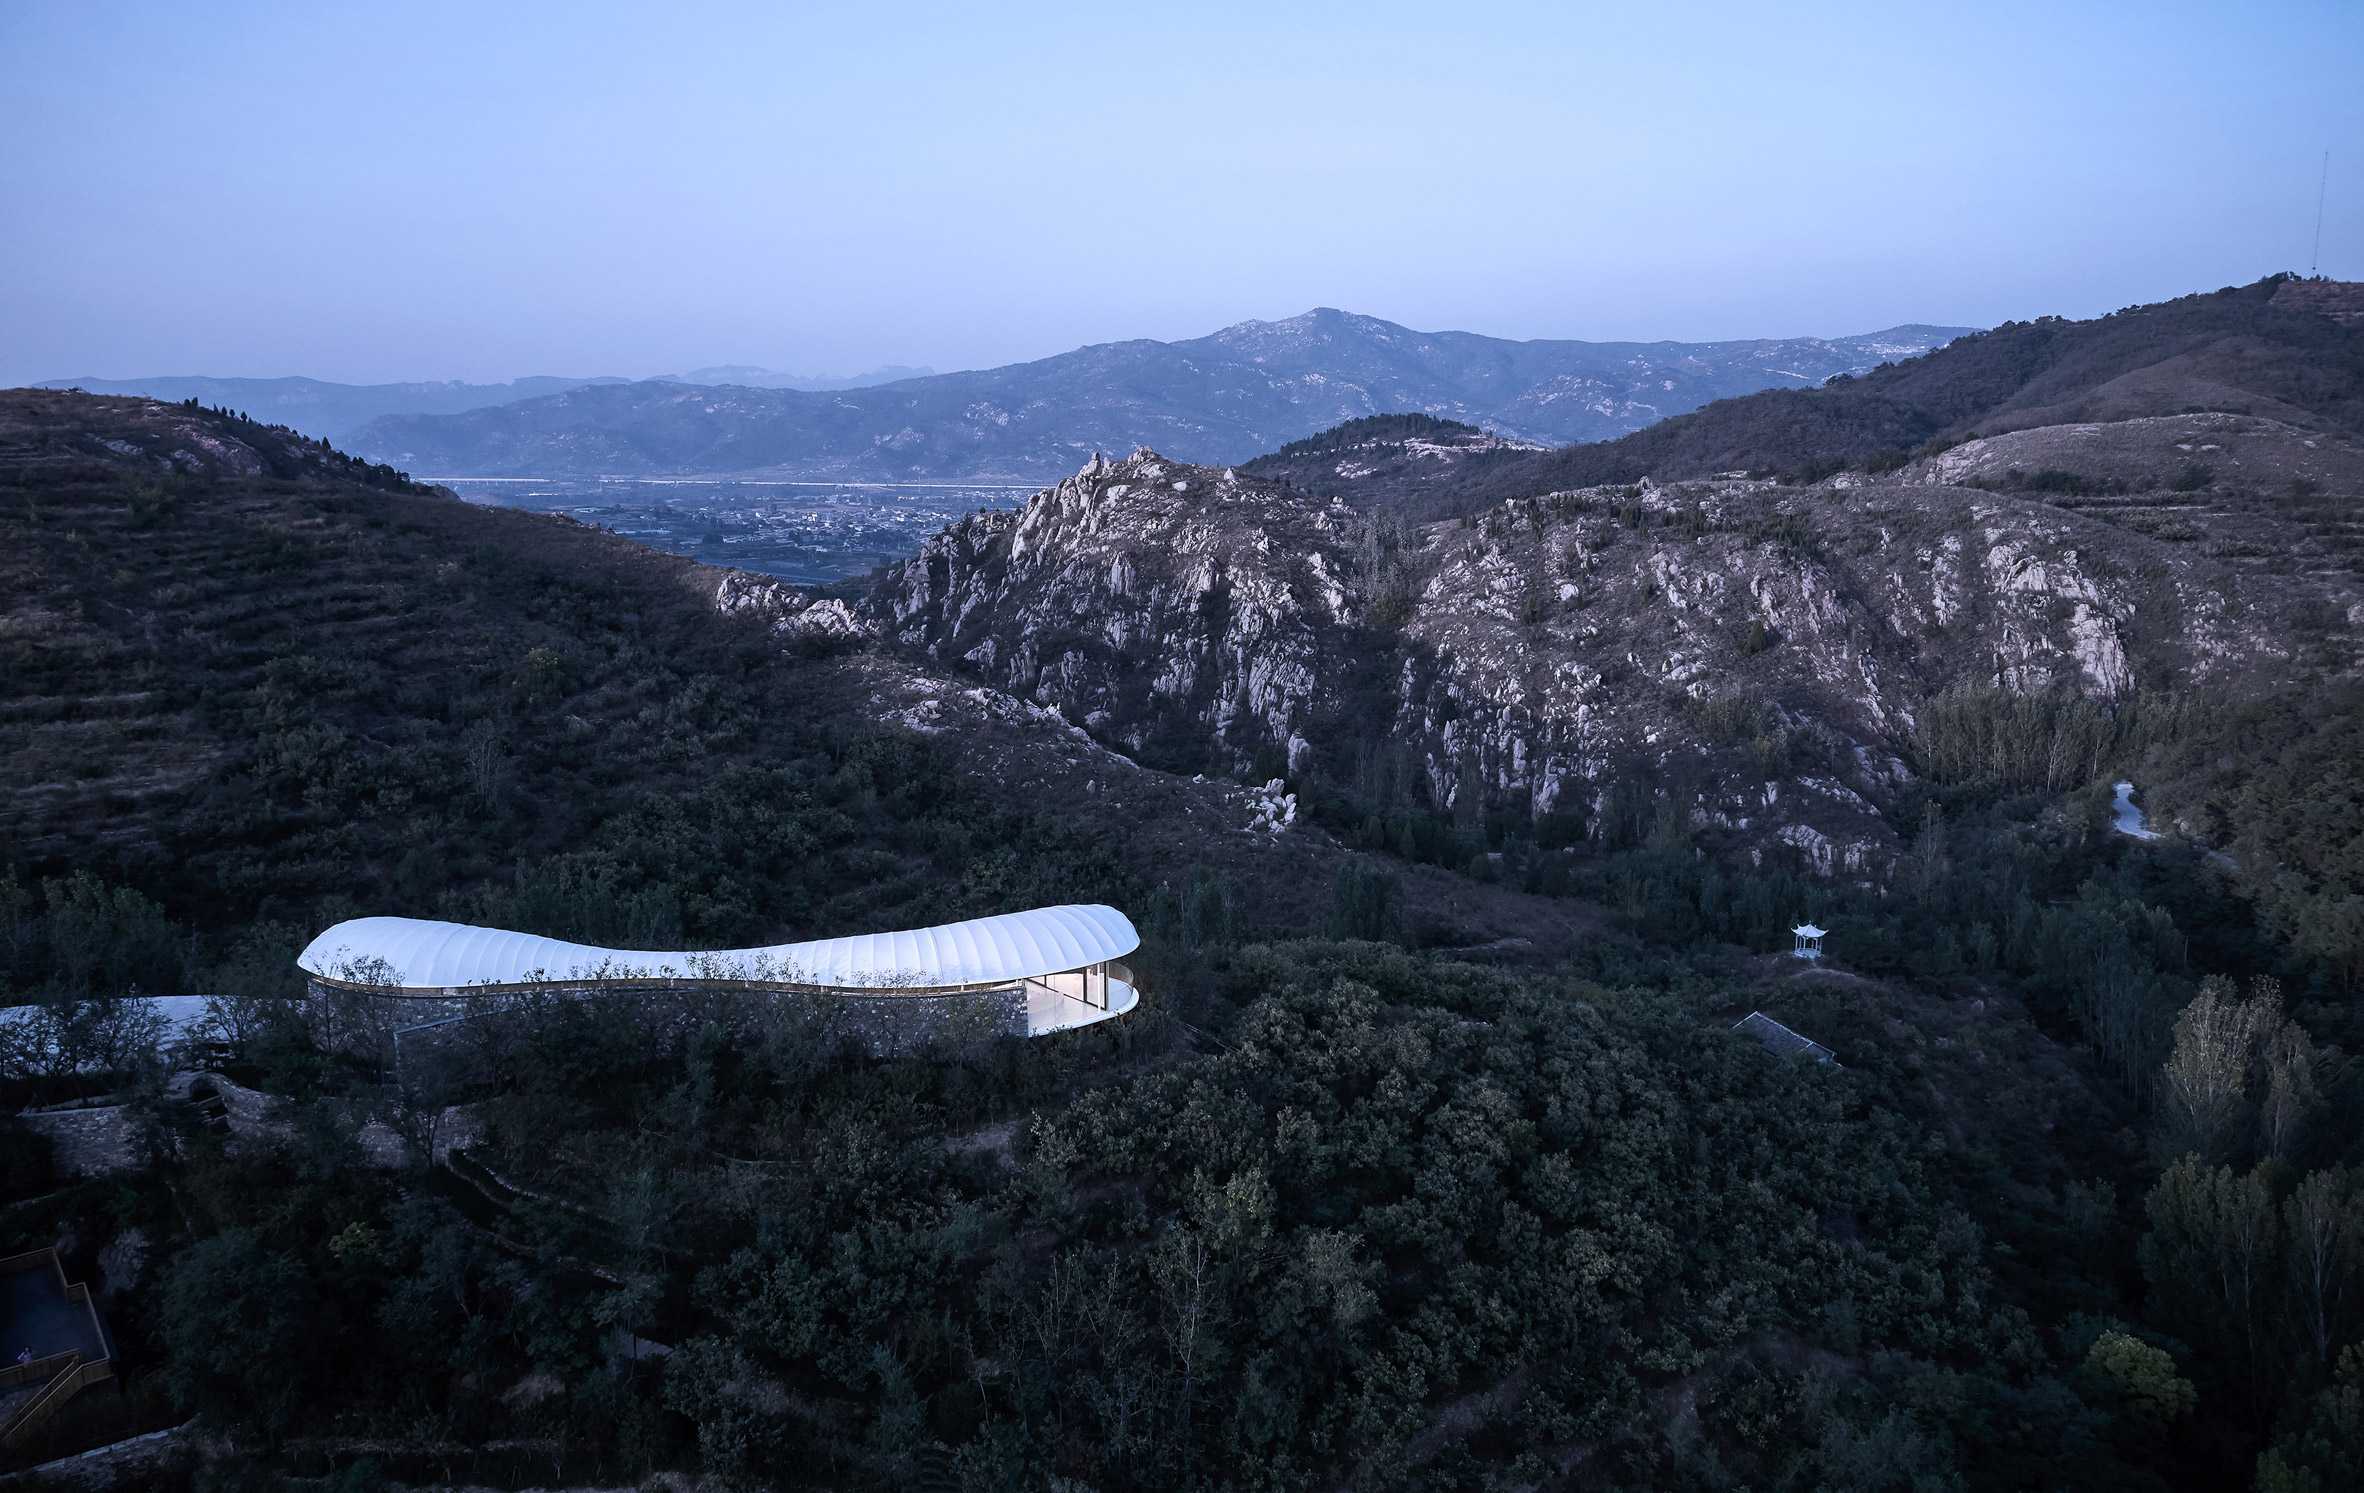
[298,904,1139,992]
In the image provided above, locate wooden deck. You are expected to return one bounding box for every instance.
[0,1249,114,1448]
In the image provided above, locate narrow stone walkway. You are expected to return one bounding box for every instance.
[2111,781,2160,841]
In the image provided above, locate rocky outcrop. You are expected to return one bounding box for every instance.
[857,446,2328,878]
[868,449,1360,765]
[1246,778,1299,834]
[1381,474,2258,867]
[2272,276,2364,329]
[712,570,870,640]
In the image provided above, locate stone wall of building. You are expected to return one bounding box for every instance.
[304,977,1030,1063]
[17,1072,300,1177]
[18,1104,137,1176]
[828,985,1029,1055]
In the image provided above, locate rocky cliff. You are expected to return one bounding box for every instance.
[866,450,1365,763]
[841,442,2343,880]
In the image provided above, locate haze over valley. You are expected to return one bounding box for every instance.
[438,475,1031,586]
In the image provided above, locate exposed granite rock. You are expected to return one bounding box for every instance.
[850,446,2335,877]
[712,571,871,639]
[95,1227,148,1302]
[869,448,1357,761]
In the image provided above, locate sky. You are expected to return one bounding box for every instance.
[3,0,2360,385]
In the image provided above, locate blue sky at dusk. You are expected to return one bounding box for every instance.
[3,0,2358,384]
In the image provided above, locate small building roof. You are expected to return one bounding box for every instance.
[299,904,1140,993]
[1792,923,1827,938]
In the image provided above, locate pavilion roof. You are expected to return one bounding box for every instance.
[298,904,1140,992]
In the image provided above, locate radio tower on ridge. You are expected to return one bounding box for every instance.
[2314,149,2330,277]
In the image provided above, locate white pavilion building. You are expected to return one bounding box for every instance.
[298,903,1140,1042]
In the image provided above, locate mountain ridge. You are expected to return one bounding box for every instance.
[31,365,934,442]
[29,373,629,443]
[345,309,1975,479]
[1315,275,2364,518]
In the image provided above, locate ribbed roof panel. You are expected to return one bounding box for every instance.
[297,904,1139,992]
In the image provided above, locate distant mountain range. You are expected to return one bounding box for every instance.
[344,310,1975,479]
[29,374,625,443]
[661,364,935,391]
[30,365,932,442]
[1296,275,2364,519]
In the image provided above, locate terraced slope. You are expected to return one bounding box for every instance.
[0,391,1590,959]
[1894,411,2364,585]
[0,392,736,895]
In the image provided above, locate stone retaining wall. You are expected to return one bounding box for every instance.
[0,1421,194,1489]
[305,977,1028,1062]
[16,1105,135,1177]
[832,984,1029,1054]
[16,1073,297,1177]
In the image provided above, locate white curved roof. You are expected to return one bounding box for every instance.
[298,904,1139,992]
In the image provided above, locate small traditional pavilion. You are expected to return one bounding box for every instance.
[1791,923,1826,961]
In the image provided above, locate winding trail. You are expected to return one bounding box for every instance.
[2111,781,2161,841]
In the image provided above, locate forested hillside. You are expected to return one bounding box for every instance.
[0,394,1583,990]
[0,392,1124,964]
[4,387,2364,1491]
[1236,411,1542,514]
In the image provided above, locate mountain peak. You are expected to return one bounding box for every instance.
[1075,445,1181,480]
[1207,307,1400,346]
